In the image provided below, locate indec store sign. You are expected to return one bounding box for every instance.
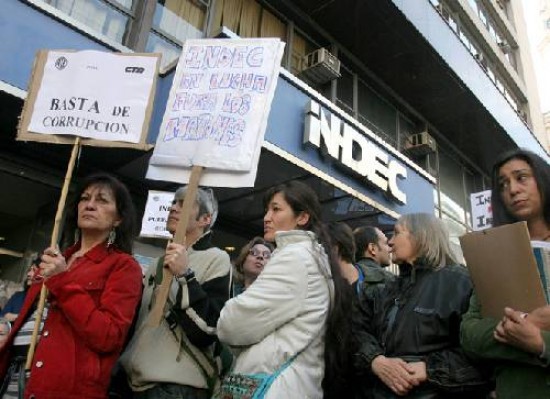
[303,100,408,204]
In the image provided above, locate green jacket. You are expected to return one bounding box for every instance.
[460,294,550,398]
[355,257,395,297]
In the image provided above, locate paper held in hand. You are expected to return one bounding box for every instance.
[460,221,549,319]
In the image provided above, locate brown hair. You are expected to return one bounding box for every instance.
[233,237,274,284]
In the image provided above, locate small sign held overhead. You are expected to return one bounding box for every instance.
[18,50,160,149]
[470,190,493,231]
[140,190,174,239]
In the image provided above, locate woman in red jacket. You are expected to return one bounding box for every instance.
[0,173,142,399]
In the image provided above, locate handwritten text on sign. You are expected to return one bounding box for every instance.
[470,190,493,231]
[149,39,284,172]
[28,50,158,143]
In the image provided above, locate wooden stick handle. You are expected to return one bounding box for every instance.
[148,165,203,326]
[26,137,81,370]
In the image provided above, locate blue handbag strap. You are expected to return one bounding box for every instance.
[259,334,316,394]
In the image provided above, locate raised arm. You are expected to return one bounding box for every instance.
[46,254,142,354]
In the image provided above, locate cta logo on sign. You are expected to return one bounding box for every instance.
[125,66,145,74]
[303,100,407,203]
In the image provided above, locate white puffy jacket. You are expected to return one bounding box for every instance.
[217,230,334,399]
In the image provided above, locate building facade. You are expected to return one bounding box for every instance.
[519,0,550,138]
[0,0,548,281]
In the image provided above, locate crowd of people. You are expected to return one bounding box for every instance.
[0,148,548,398]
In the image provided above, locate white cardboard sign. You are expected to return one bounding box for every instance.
[27,50,158,144]
[470,189,493,231]
[147,38,284,187]
[139,190,174,239]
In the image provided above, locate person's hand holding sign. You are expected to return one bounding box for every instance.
[164,242,189,278]
[494,307,545,355]
[39,246,68,278]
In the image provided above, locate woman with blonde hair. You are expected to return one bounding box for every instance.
[353,213,489,398]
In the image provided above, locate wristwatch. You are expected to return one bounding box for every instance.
[175,268,195,282]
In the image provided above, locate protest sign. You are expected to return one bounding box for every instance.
[140,190,174,239]
[19,49,160,366]
[146,38,284,325]
[147,38,285,187]
[18,50,160,149]
[470,189,492,231]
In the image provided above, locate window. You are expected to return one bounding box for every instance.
[147,0,207,68]
[357,80,397,145]
[336,65,354,114]
[212,0,286,42]
[42,0,134,43]
[438,151,467,224]
[291,32,316,76]
[442,214,467,262]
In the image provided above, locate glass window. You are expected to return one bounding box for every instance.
[439,151,467,224]
[260,8,287,41]
[448,15,458,32]
[336,65,354,114]
[459,30,471,49]
[153,0,205,43]
[239,0,262,38]
[42,0,133,43]
[291,32,316,76]
[398,114,416,150]
[442,213,467,263]
[145,31,182,69]
[479,9,487,27]
[148,0,207,69]
[487,67,496,83]
[504,89,518,111]
[358,80,397,145]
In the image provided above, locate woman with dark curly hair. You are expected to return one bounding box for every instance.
[0,173,142,399]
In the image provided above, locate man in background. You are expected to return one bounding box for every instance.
[353,226,394,295]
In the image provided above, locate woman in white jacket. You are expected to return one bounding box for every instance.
[217,181,352,398]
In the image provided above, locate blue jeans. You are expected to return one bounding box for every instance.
[133,383,209,399]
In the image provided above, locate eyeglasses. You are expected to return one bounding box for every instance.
[249,248,271,259]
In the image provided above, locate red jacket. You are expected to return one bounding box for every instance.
[0,243,143,399]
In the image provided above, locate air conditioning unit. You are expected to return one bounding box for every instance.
[299,48,341,84]
[403,131,437,157]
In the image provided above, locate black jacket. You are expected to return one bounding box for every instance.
[353,262,490,398]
